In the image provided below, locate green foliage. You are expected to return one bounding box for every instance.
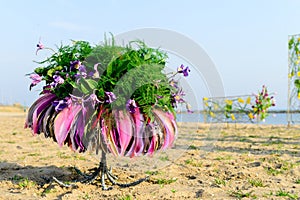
[159,155,169,161]
[228,190,256,199]
[155,177,177,185]
[12,175,36,189]
[119,195,133,200]
[188,145,198,150]
[276,189,298,199]
[34,41,93,98]
[145,170,160,175]
[204,85,275,123]
[248,178,265,187]
[263,158,295,176]
[30,36,186,120]
[171,189,176,193]
[214,178,226,186]
[184,158,202,167]
[288,35,300,97]
[252,86,275,121]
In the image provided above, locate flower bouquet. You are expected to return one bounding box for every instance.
[252,85,275,121]
[25,38,190,158]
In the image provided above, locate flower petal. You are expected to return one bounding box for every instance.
[153,109,177,150]
[54,104,81,147]
[114,110,134,156]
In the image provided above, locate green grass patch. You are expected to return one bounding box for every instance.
[265,167,281,175]
[215,155,233,161]
[188,145,198,150]
[41,188,58,196]
[263,159,295,175]
[79,193,91,200]
[57,152,72,159]
[159,155,169,161]
[119,195,133,200]
[295,179,300,184]
[74,154,86,161]
[239,137,248,142]
[248,135,259,138]
[228,190,256,199]
[248,178,265,187]
[214,178,226,186]
[145,170,160,176]
[28,153,41,157]
[12,175,36,189]
[184,159,202,167]
[154,177,177,185]
[276,189,298,199]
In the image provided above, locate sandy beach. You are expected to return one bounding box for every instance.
[0,113,299,199]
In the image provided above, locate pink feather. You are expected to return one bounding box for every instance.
[130,107,145,157]
[114,110,134,156]
[54,104,81,147]
[153,109,177,150]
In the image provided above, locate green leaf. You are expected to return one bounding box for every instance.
[85,79,98,90]
[294,79,300,89]
[289,37,294,50]
[144,53,151,60]
[106,63,113,76]
[78,79,93,94]
[69,81,78,89]
[79,83,90,94]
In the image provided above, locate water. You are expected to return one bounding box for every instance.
[176,112,298,125]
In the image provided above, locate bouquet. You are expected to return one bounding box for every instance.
[25,37,191,157]
[252,85,275,121]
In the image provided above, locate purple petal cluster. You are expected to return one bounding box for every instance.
[105,92,117,104]
[52,98,71,112]
[126,99,137,113]
[51,75,64,87]
[177,64,190,77]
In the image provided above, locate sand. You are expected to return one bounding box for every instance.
[0,113,299,199]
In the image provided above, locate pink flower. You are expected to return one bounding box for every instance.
[29,74,42,90]
[36,41,44,55]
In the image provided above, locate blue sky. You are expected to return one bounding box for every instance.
[1,0,300,109]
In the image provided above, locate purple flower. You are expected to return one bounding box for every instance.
[177,64,190,77]
[126,99,137,113]
[76,65,87,78]
[169,79,178,88]
[52,98,71,112]
[78,65,86,73]
[90,93,101,107]
[177,64,184,73]
[90,63,100,78]
[29,74,42,90]
[105,92,117,103]
[182,66,190,77]
[70,60,82,70]
[51,75,64,87]
[171,89,185,107]
[172,89,185,103]
[36,41,44,55]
